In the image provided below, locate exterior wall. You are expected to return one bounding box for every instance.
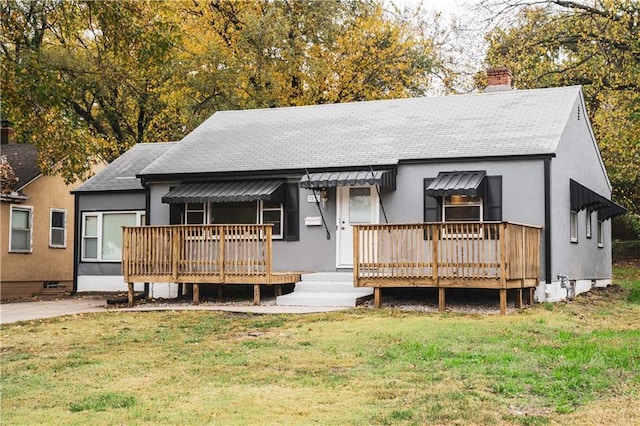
[1,173,84,299]
[146,158,546,273]
[550,94,613,284]
[75,191,146,293]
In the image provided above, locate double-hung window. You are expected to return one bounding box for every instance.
[183,201,284,239]
[597,220,604,248]
[585,208,592,239]
[9,205,33,252]
[570,210,578,243]
[50,208,67,248]
[82,211,145,261]
[443,195,483,222]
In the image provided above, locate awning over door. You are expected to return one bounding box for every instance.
[425,171,486,196]
[299,170,396,190]
[570,179,626,220]
[162,180,284,204]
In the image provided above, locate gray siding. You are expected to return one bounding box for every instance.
[551,95,612,281]
[76,192,146,276]
[146,159,547,273]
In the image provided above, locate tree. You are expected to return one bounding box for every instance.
[479,0,640,213]
[1,0,445,183]
[1,0,189,181]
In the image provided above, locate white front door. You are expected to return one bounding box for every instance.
[336,186,379,268]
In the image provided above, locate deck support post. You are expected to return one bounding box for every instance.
[374,287,381,309]
[528,287,535,305]
[127,282,134,307]
[438,287,446,312]
[515,289,523,309]
[499,289,507,314]
[275,285,282,297]
[193,284,200,305]
[253,284,260,305]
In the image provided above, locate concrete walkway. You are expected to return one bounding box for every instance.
[0,296,348,325]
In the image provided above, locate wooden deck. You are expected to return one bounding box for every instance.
[122,225,300,306]
[353,222,541,313]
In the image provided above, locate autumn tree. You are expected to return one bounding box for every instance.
[2,0,445,183]
[1,0,188,182]
[479,0,640,214]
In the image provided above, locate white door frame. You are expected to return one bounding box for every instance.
[335,186,380,268]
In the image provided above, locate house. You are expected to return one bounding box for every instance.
[77,69,626,310]
[0,122,105,299]
[71,142,178,297]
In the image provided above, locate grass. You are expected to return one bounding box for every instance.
[1,266,639,425]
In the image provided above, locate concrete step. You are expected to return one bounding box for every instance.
[276,292,372,307]
[294,281,369,294]
[300,272,354,282]
[276,272,373,307]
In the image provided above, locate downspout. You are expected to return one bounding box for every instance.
[72,192,80,294]
[544,157,552,284]
[142,177,150,299]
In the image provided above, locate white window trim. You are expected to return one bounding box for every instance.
[570,210,578,243]
[259,200,284,240]
[597,220,604,248]
[442,195,484,238]
[81,211,145,262]
[49,208,67,248]
[9,205,33,253]
[183,201,284,240]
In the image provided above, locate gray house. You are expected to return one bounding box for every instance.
[72,142,178,297]
[74,71,625,307]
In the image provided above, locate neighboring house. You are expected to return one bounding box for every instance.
[0,123,105,299]
[71,142,178,297]
[77,69,626,304]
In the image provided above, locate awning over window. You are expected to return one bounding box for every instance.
[162,180,284,204]
[425,171,486,196]
[299,169,396,190]
[570,179,626,220]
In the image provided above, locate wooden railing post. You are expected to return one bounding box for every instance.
[122,227,130,282]
[499,223,508,314]
[265,225,273,285]
[353,225,360,287]
[432,224,439,284]
[219,226,225,282]
[172,226,180,281]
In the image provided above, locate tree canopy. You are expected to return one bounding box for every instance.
[480,0,640,213]
[1,0,441,182]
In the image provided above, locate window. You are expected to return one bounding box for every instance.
[597,220,604,248]
[570,210,578,243]
[261,201,283,238]
[10,205,32,252]
[50,209,67,248]
[443,195,483,222]
[82,211,145,261]
[585,209,592,239]
[183,201,284,239]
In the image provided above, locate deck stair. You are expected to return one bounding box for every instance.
[276,272,373,307]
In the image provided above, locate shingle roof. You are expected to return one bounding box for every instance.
[1,143,41,190]
[74,142,178,192]
[140,86,581,177]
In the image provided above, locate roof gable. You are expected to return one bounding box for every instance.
[141,86,582,177]
[74,142,178,192]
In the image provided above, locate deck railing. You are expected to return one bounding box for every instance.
[353,222,541,288]
[122,225,273,284]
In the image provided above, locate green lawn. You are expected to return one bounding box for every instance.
[2,267,639,425]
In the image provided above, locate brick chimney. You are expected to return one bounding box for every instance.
[1,120,14,145]
[485,67,512,92]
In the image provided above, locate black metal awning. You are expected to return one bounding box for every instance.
[570,179,626,220]
[425,171,486,196]
[162,180,284,204]
[299,169,396,190]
